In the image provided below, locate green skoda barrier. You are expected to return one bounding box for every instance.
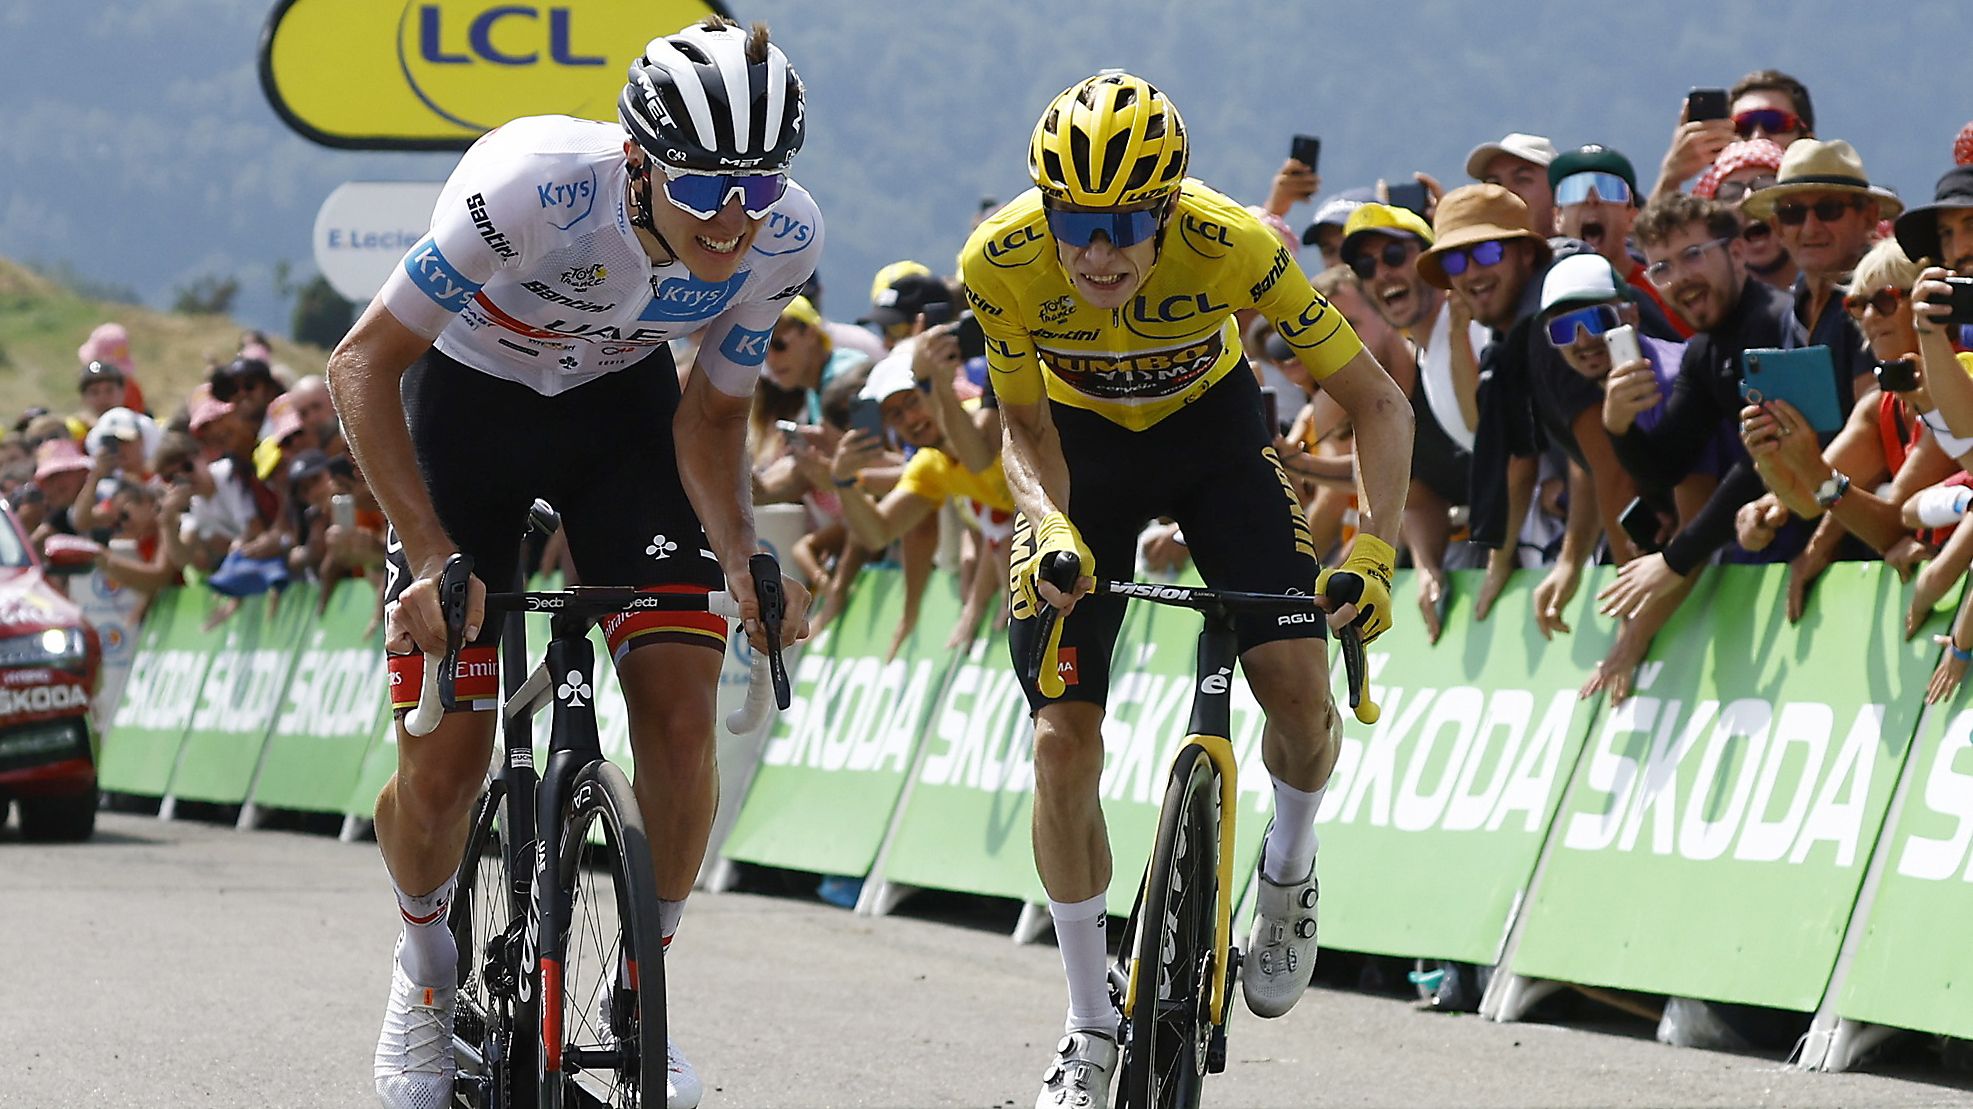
[99,585,216,796]
[169,585,318,804]
[249,580,389,813]
[1836,648,1973,1040]
[719,568,960,878]
[1511,563,1938,1012]
[1314,565,1617,965]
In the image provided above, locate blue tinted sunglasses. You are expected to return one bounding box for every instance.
[1439,238,1508,277]
[1544,303,1623,347]
[1554,171,1632,206]
[1043,204,1165,248]
[660,170,788,219]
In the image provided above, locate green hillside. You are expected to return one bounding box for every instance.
[0,257,331,424]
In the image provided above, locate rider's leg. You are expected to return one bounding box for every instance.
[1032,700,1116,1034]
[618,640,724,917]
[375,706,499,983]
[1242,638,1340,882]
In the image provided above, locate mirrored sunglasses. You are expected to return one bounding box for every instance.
[1554,172,1633,207]
[1043,204,1164,248]
[1733,108,1802,137]
[1439,239,1509,277]
[1544,303,1623,347]
[660,171,788,220]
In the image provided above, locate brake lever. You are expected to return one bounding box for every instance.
[748,552,792,710]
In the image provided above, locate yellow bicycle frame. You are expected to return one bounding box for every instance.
[1124,731,1242,1027]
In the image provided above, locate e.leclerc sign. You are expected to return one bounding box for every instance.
[312,182,445,302]
[260,0,727,150]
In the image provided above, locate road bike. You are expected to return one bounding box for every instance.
[1026,554,1376,1108]
[409,501,789,1108]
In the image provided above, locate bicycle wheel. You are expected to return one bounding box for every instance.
[1122,744,1219,1109]
[542,761,666,1108]
[450,780,535,1109]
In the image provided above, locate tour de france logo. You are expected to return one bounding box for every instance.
[1039,295,1076,326]
[562,263,607,291]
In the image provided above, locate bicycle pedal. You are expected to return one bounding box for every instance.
[1206,1023,1229,1074]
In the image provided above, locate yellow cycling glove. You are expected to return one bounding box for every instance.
[1010,511,1094,621]
[1315,534,1397,643]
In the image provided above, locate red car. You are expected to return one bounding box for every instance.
[0,518,103,840]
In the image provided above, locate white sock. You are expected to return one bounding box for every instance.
[659,897,686,951]
[394,875,458,987]
[1050,894,1115,1034]
[1263,780,1325,884]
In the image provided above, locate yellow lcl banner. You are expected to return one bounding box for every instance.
[259,0,727,150]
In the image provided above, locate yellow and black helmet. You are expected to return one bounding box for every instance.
[1028,71,1188,208]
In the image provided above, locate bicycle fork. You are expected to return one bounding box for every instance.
[533,629,603,1083]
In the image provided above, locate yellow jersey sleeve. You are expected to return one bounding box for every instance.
[959,212,1045,407]
[1217,206,1362,383]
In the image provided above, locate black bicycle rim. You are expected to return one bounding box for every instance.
[1124,745,1217,1108]
[451,780,532,1108]
[547,762,667,1108]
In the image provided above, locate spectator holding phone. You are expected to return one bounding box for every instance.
[1742,139,1897,403]
[1893,165,1973,439]
[1653,69,1815,202]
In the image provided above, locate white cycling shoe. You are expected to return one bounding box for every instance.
[591,973,702,1108]
[1034,1028,1119,1109]
[1242,859,1320,1018]
[374,942,457,1109]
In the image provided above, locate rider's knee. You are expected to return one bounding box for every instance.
[1033,708,1105,790]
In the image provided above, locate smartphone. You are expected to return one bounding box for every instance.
[955,312,987,360]
[1739,346,1844,434]
[1875,357,1920,394]
[1261,387,1279,433]
[1686,87,1730,122]
[847,397,886,444]
[773,418,803,443]
[1603,323,1642,367]
[330,493,356,530]
[1290,134,1321,173]
[1387,180,1429,216]
[1944,276,1973,325]
[920,301,956,327]
[1619,496,1662,554]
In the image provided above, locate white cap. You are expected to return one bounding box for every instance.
[86,406,159,457]
[1539,253,1623,314]
[1465,133,1560,180]
[858,346,917,403]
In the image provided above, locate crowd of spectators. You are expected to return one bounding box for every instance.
[1,325,388,624]
[12,70,1973,710]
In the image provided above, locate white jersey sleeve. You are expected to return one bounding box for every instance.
[692,186,825,397]
[377,131,545,339]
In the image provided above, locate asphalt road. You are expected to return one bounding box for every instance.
[6,810,1971,1109]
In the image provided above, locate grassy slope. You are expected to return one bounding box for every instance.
[0,257,331,422]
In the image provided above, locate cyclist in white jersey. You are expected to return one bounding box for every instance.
[327,18,816,1109]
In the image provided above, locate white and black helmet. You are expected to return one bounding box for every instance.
[619,19,806,173]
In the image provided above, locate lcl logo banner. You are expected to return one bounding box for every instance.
[260,0,726,150]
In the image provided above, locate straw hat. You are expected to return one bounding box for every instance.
[1741,139,1903,221]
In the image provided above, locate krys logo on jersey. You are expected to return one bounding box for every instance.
[639,270,749,324]
[1560,690,1893,868]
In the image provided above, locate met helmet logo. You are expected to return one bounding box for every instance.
[415,5,605,67]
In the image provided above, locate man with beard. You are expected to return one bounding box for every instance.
[1693,139,1796,291]
[1549,144,1692,338]
[1594,193,1816,640]
[1743,140,1897,404]
[1333,202,1489,640]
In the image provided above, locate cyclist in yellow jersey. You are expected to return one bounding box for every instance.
[959,71,1413,1109]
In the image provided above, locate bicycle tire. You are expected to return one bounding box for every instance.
[1121,743,1219,1109]
[450,780,537,1108]
[541,761,666,1108]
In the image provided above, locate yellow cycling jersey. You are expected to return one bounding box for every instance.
[959,181,1363,430]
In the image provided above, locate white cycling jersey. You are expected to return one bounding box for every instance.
[378,114,823,397]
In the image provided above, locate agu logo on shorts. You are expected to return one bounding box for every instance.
[641,271,748,323]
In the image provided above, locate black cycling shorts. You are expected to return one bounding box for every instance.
[1008,365,1322,713]
[383,346,725,712]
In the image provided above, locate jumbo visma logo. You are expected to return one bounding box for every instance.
[261,0,727,149]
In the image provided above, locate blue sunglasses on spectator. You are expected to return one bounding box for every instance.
[1044,204,1165,248]
[1544,303,1623,347]
[661,170,788,220]
[1554,172,1633,207]
[1438,239,1508,277]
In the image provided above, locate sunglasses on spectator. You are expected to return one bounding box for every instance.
[1348,240,1416,279]
[1773,197,1865,226]
[1554,172,1632,206]
[1438,239,1509,278]
[1043,202,1166,249]
[1644,238,1733,286]
[1714,175,1777,203]
[659,169,788,220]
[1741,221,1773,243]
[1544,303,1623,347]
[1844,285,1907,319]
[1733,109,1802,137]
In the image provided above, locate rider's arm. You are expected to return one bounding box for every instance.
[1304,348,1411,544]
[325,303,449,576]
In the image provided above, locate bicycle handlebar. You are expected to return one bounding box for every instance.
[404,552,794,738]
[1020,557,1381,725]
